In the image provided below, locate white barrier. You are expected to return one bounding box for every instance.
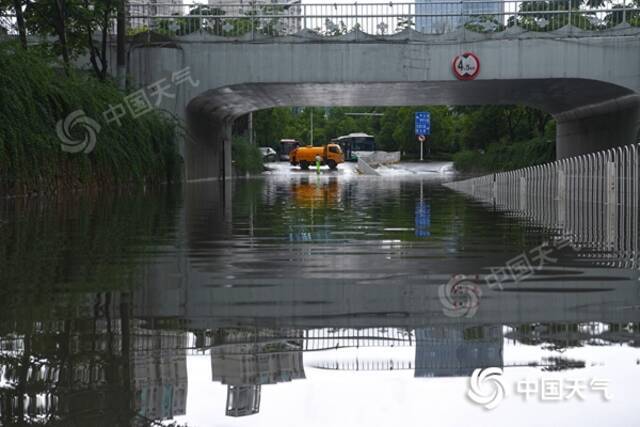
[357,156,381,176]
[356,151,401,175]
[356,151,401,165]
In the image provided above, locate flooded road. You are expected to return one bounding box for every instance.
[0,165,638,426]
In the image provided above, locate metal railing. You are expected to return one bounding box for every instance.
[194,327,415,352]
[444,143,640,269]
[310,358,415,371]
[123,1,640,38]
[2,2,638,40]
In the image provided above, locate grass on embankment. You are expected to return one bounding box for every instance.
[0,42,181,196]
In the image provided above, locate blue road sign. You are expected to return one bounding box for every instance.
[415,201,431,238]
[415,112,431,137]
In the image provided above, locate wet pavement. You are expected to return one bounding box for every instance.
[263,160,456,176]
[0,163,638,426]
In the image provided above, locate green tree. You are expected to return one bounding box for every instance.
[82,0,117,80]
[19,0,117,78]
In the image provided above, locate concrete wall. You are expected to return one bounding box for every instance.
[555,95,640,158]
[123,27,640,179]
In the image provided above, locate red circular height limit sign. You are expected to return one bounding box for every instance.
[452,52,480,80]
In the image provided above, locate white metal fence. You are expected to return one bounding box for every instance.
[2,1,638,40]
[310,359,415,371]
[444,144,640,269]
[199,327,415,352]
[123,1,640,37]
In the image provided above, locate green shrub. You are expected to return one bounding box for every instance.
[232,136,263,174]
[453,137,555,173]
[0,41,181,196]
[451,150,479,172]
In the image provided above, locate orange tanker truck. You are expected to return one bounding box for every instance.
[289,143,344,170]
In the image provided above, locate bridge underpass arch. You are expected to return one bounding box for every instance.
[184,78,640,180]
[123,29,640,181]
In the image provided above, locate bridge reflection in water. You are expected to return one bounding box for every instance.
[1,320,637,423]
[0,172,639,425]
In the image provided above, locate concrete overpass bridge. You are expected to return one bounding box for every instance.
[123,1,640,180]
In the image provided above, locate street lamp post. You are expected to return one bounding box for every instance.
[310,109,314,146]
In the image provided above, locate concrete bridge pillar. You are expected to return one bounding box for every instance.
[185,114,233,181]
[555,95,640,159]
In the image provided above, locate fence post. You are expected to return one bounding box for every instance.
[519,175,527,211]
[606,160,618,247]
[354,2,359,41]
[557,167,566,226]
[493,174,498,204]
[460,0,465,34]
[251,3,256,40]
[302,4,307,30]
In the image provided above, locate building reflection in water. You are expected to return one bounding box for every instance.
[0,294,188,426]
[414,325,503,377]
[211,343,305,417]
[133,329,188,421]
[208,330,306,417]
[2,317,639,423]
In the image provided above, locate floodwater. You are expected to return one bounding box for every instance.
[0,163,638,427]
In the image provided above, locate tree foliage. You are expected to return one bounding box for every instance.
[253,104,554,168]
[1,0,117,78]
[509,0,639,31]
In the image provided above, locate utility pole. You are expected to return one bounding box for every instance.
[248,112,254,145]
[310,108,314,146]
[116,0,127,90]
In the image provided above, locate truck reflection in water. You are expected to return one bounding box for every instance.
[287,177,340,242]
[290,177,340,208]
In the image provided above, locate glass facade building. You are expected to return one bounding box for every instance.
[416,0,505,34]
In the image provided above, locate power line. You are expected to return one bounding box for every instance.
[344,113,384,117]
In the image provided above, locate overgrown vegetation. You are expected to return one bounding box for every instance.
[452,136,555,173]
[232,135,263,174]
[449,107,556,172]
[0,42,181,196]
